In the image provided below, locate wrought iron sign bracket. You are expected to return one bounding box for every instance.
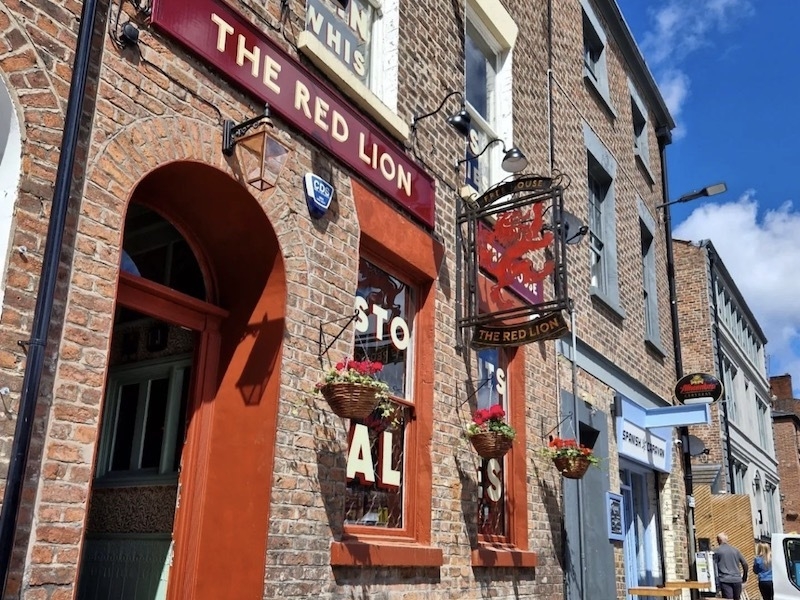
[222,104,271,156]
[317,311,359,366]
[455,175,575,350]
[541,413,573,443]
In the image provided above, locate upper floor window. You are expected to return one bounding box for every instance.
[722,357,738,423]
[581,0,614,114]
[629,80,653,181]
[584,124,621,314]
[304,0,397,104]
[757,397,770,448]
[639,201,660,349]
[463,0,516,194]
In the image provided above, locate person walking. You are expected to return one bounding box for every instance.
[753,541,774,600]
[714,532,749,600]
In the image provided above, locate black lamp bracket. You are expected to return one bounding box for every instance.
[410,91,465,133]
[223,104,271,156]
[317,311,359,366]
[454,137,505,168]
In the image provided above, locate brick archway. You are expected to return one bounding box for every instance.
[23,115,308,598]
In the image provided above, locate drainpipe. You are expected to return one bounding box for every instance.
[0,0,100,590]
[657,126,697,588]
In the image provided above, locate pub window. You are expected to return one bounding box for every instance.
[344,258,414,530]
[95,356,192,485]
[476,348,509,539]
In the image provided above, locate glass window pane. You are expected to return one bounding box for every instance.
[141,378,170,469]
[173,367,191,472]
[466,28,489,121]
[110,383,140,471]
[354,259,413,399]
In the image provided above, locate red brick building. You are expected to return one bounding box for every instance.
[770,374,800,531]
[0,0,692,598]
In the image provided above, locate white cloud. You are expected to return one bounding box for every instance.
[657,70,690,139]
[635,0,753,138]
[673,192,800,380]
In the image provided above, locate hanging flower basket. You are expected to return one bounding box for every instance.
[319,382,380,419]
[469,430,514,459]
[315,358,389,420]
[541,437,600,479]
[552,455,591,479]
[465,406,516,459]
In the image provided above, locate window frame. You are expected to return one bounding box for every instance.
[463,0,516,195]
[330,179,441,568]
[95,355,192,487]
[470,273,536,567]
[345,256,417,535]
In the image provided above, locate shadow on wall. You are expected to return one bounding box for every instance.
[532,459,566,570]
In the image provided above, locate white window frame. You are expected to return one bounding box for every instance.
[0,78,22,319]
[584,123,622,315]
[95,356,192,486]
[638,200,661,351]
[464,0,516,194]
[581,0,615,116]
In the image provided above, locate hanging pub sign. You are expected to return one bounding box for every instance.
[674,372,724,405]
[457,174,572,348]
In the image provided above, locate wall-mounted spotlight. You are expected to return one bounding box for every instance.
[223,104,290,192]
[455,138,528,174]
[410,91,471,138]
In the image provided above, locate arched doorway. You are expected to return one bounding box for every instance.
[76,162,287,599]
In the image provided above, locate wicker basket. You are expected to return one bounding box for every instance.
[469,431,514,459]
[319,382,379,419]
[552,455,591,479]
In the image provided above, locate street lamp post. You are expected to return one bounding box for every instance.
[656,182,727,586]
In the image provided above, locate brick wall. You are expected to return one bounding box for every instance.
[0,0,686,598]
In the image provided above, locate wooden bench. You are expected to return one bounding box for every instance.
[627,587,683,598]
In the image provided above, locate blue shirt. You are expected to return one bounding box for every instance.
[753,556,773,582]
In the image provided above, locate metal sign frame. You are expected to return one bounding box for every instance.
[456,175,573,348]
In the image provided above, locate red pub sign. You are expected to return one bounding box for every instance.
[151,0,435,227]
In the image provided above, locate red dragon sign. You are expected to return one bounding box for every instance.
[477,202,554,308]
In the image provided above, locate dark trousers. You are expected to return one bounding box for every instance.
[758,580,774,600]
[719,581,742,600]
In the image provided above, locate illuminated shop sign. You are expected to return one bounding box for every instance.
[151,0,435,226]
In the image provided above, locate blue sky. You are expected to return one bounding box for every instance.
[617,0,800,393]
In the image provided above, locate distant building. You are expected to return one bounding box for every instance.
[769,374,800,531]
[675,239,782,541]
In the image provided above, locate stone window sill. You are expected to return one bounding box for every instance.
[471,543,538,568]
[330,540,443,567]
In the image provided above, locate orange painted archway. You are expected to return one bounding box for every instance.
[119,161,286,599]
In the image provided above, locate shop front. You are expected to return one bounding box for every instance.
[18,0,439,596]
